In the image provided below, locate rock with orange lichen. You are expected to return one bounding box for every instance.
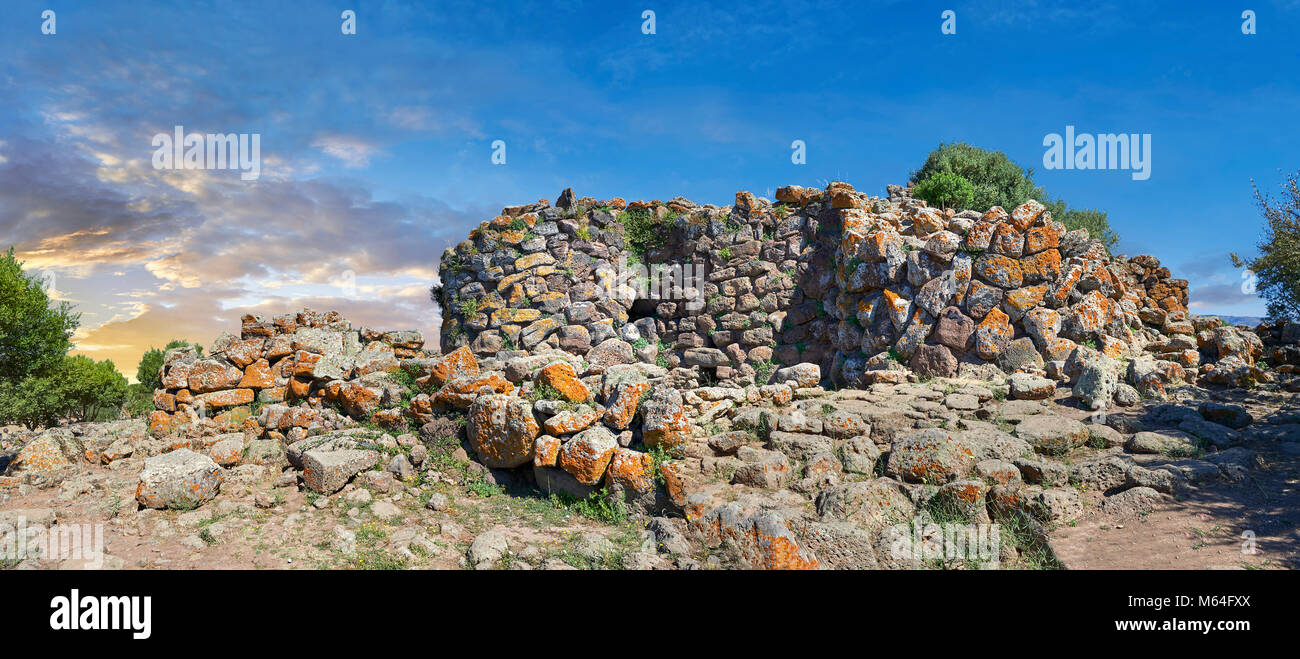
[604,448,655,493]
[973,253,1023,289]
[434,373,514,408]
[353,341,399,377]
[533,435,560,467]
[659,460,691,510]
[153,390,176,412]
[558,426,619,485]
[237,359,275,389]
[195,388,255,410]
[223,338,266,368]
[371,408,407,430]
[640,388,693,450]
[429,346,479,388]
[602,379,650,430]
[691,504,820,570]
[467,394,541,468]
[186,359,243,394]
[974,308,1014,360]
[885,429,976,484]
[336,382,382,419]
[1019,249,1062,284]
[257,404,321,432]
[536,361,591,403]
[542,405,601,435]
[135,448,222,509]
[148,411,185,437]
[209,436,245,468]
[1009,199,1045,231]
[7,431,82,485]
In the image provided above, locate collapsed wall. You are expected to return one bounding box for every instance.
[436,182,1213,392]
[147,309,430,440]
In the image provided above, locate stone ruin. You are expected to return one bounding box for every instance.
[436,181,1269,395]
[147,308,431,442]
[107,180,1295,568]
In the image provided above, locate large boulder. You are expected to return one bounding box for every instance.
[1015,413,1089,455]
[467,394,541,468]
[885,429,976,484]
[302,448,379,494]
[640,388,692,450]
[558,426,619,485]
[136,449,222,509]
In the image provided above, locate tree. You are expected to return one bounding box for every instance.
[911,143,1120,249]
[0,355,128,428]
[0,373,70,430]
[0,248,80,382]
[912,172,974,210]
[1231,172,1300,320]
[136,339,202,391]
[62,355,128,422]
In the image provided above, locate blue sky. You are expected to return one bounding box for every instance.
[0,0,1296,376]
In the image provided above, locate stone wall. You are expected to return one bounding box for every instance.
[436,181,1195,389]
[148,308,429,440]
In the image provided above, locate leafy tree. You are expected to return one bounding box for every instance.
[62,355,128,422]
[912,172,974,210]
[0,248,80,382]
[0,355,127,428]
[136,339,202,391]
[911,143,1119,249]
[1231,172,1300,320]
[0,372,70,430]
[124,384,155,418]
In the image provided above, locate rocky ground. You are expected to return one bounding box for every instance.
[3,374,1296,570]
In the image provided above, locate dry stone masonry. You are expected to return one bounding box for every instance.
[435,181,1268,399]
[7,181,1295,571]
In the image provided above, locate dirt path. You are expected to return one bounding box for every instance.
[1050,441,1300,570]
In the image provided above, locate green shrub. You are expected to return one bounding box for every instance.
[1232,172,1300,319]
[913,171,974,210]
[911,142,1118,249]
[618,207,666,257]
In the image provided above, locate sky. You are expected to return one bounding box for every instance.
[1,0,1297,381]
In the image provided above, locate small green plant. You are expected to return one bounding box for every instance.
[576,225,593,241]
[752,359,776,384]
[198,528,218,546]
[618,207,666,257]
[550,489,629,524]
[718,246,732,261]
[527,381,566,404]
[459,297,480,319]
